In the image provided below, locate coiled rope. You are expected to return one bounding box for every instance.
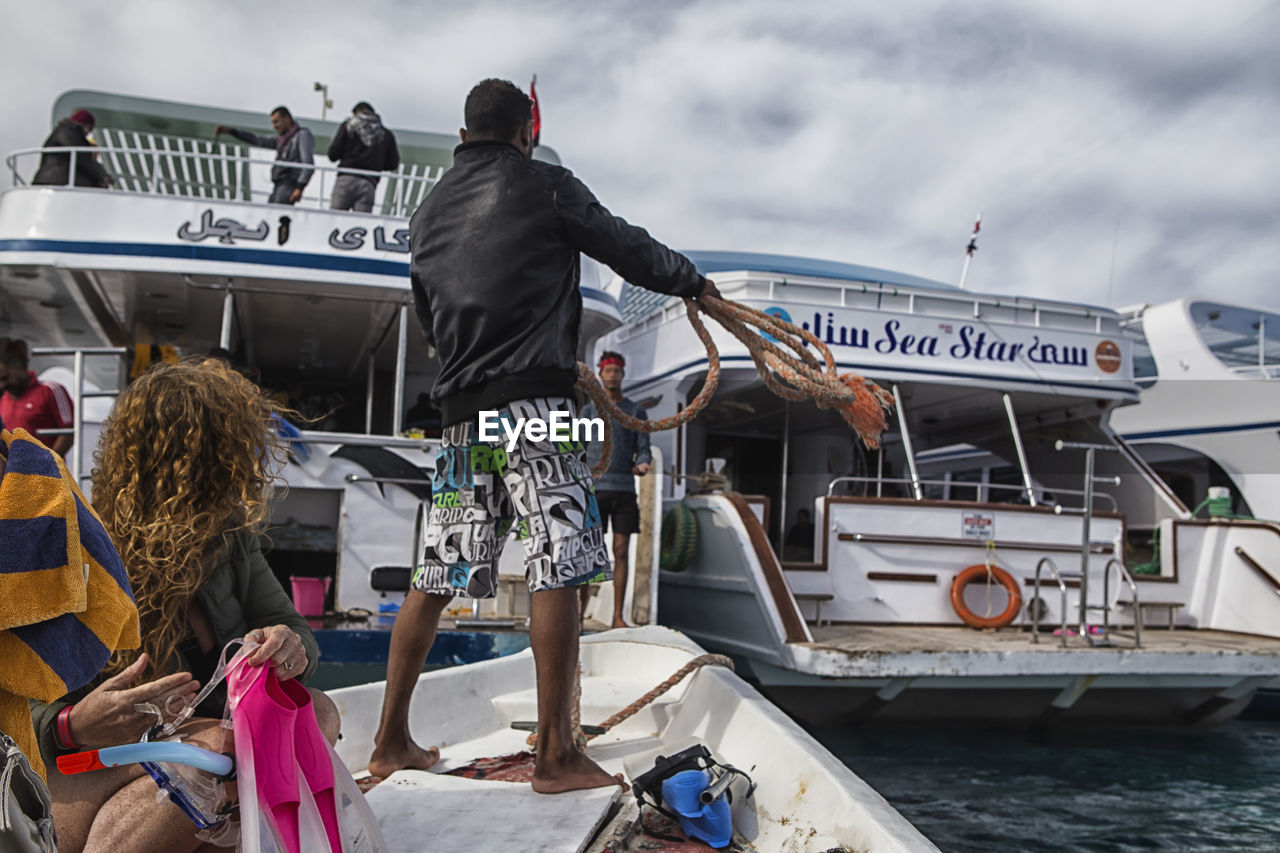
[577,293,896,478]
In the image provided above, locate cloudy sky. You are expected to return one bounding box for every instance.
[4,0,1277,310]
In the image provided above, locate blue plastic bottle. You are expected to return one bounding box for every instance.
[661,769,734,848]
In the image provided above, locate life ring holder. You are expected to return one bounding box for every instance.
[950,564,1022,629]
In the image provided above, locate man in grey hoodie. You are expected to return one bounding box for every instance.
[327,102,401,212]
[216,106,315,205]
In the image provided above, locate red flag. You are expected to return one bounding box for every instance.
[965,213,981,257]
[530,75,541,147]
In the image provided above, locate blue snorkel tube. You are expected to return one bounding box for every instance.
[58,739,237,830]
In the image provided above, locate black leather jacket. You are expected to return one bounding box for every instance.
[327,113,400,181]
[410,140,705,425]
[32,119,111,187]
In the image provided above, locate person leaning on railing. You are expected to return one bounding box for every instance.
[216,105,315,205]
[31,109,112,188]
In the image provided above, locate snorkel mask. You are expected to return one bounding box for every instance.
[56,639,253,840]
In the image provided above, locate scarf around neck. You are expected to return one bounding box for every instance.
[276,122,301,156]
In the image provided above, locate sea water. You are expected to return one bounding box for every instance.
[807,721,1280,852]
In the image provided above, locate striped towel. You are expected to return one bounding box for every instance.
[0,429,140,777]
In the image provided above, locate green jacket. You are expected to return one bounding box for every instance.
[30,528,320,770]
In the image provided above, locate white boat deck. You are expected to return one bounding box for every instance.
[368,771,619,853]
[331,627,938,852]
[792,624,1280,679]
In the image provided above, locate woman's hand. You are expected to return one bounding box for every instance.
[67,654,199,748]
[244,625,309,681]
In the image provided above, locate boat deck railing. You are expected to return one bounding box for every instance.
[1102,558,1141,647]
[1030,557,1071,646]
[622,269,1125,337]
[5,135,443,218]
[27,346,434,485]
[28,346,127,483]
[1027,556,1143,648]
[825,474,1119,512]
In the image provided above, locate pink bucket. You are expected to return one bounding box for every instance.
[290,576,331,620]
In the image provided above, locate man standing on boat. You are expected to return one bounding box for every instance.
[579,351,651,628]
[370,78,717,792]
[31,109,112,188]
[0,338,74,458]
[216,106,315,205]
[327,101,400,212]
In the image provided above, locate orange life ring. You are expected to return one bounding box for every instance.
[950,564,1022,629]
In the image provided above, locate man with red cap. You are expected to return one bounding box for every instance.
[578,351,651,628]
[0,339,75,458]
[32,110,112,188]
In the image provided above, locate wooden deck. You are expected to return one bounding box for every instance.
[786,624,1280,679]
[808,624,1280,656]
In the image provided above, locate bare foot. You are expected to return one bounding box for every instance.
[368,739,440,779]
[532,747,625,794]
[611,618,629,629]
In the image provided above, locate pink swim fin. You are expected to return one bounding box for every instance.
[279,676,342,853]
[228,662,305,852]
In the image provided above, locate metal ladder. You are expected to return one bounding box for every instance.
[1028,441,1143,648]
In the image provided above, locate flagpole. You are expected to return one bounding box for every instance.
[958,211,982,290]
[529,74,541,148]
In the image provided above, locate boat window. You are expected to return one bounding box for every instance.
[1121,315,1158,387]
[1189,301,1280,377]
[1131,339,1157,386]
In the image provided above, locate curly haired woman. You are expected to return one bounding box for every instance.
[31,358,340,853]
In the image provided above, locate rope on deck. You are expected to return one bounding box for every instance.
[577,293,895,478]
[586,654,735,740]
[526,654,735,749]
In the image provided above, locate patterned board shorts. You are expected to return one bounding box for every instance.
[412,396,610,599]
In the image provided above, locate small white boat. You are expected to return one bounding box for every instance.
[330,626,938,852]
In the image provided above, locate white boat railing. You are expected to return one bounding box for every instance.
[5,142,443,219]
[623,270,1124,336]
[24,346,434,483]
[28,346,127,484]
[825,474,1119,511]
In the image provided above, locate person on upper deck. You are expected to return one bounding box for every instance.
[31,358,338,853]
[0,338,75,458]
[368,77,719,791]
[327,101,400,213]
[216,106,315,205]
[31,109,112,189]
[579,351,652,628]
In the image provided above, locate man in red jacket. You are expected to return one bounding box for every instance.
[0,339,74,457]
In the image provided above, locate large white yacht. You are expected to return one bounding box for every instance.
[0,89,621,624]
[593,252,1280,727]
